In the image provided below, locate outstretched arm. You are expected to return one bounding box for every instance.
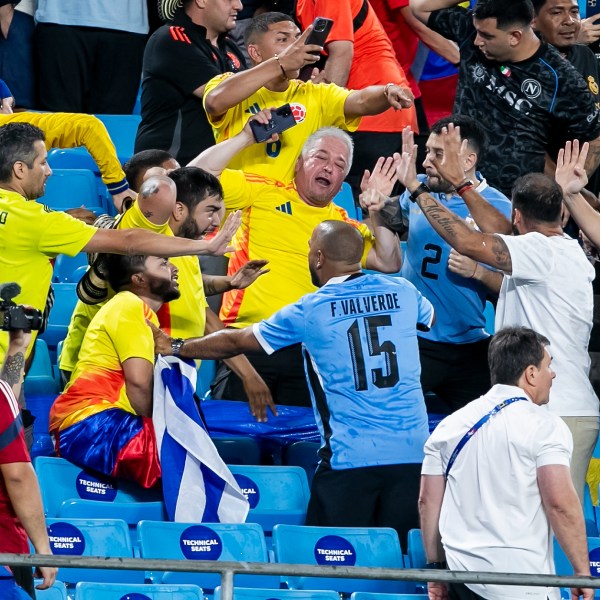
[557,140,600,249]
[344,85,414,118]
[395,128,513,273]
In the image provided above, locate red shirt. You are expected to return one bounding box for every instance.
[0,380,30,554]
[296,0,418,132]
[369,0,421,98]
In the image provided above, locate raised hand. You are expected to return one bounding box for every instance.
[204,210,242,256]
[359,188,387,214]
[360,156,398,196]
[229,260,270,290]
[277,26,322,75]
[431,123,469,188]
[556,140,589,196]
[393,127,419,189]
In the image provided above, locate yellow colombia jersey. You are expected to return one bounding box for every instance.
[0,112,127,190]
[50,291,158,433]
[203,74,361,182]
[59,200,208,372]
[0,190,96,359]
[219,170,375,329]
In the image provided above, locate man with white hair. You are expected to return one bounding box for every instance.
[191,119,403,406]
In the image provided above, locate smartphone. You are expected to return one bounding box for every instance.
[249,104,297,143]
[305,17,334,53]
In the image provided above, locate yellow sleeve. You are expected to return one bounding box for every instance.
[356,221,376,267]
[105,294,157,364]
[317,82,361,132]
[0,112,128,193]
[203,72,235,130]
[220,169,256,210]
[38,208,96,258]
[59,299,103,373]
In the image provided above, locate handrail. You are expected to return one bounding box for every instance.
[1,553,599,600]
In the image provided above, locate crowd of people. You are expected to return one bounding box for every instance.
[2,0,600,599]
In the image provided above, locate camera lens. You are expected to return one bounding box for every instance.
[315,22,325,31]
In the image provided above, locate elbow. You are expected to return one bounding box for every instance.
[203,92,222,117]
[380,256,402,273]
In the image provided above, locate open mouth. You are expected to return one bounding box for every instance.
[315,176,331,186]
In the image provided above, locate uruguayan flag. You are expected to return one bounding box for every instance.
[153,354,249,523]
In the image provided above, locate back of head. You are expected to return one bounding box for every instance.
[123,149,174,192]
[430,114,488,157]
[315,220,364,264]
[105,253,147,293]
[0,122,45,182]
[244,11,295,46]
[511,172,563,223]
[489,326,550,385]
[473,0,535,29]
[168,166,223,211]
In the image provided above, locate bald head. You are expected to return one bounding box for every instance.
[309,221,364,287]
[139,175,176,201]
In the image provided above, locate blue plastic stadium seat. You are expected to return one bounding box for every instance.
[138,520,279,589]
[45,518,142,584]
[272,525,409,594]
[197,359,216,398]
[75,582,203,599]
[34,580,68,599]
[39,283,79,351]
[406,529,426,569]
[53,253,89,284]
[34,456,164,517]
[283,441,320,486]
[95,114,141,163]
[333,182,360,221]
[212,437,262,466]
[214,588,341,600]
[483,301,495,335]
[42,169,106,215]
[229,465,310,534]
[24,338,58,396]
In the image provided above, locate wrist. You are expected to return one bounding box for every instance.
[383,82,395,99]
[274,54,288,80]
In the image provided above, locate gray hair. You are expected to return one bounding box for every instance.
[301,127,354,176]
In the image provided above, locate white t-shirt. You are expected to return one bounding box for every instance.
[495,232,597,416]
[423,384,573,600]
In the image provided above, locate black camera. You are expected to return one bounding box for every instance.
[0,283,43,331]
[249,104,298,143]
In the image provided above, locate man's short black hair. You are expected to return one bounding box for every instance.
[0,122,45,182]
[473,0,535,29]
[244,11,296,46]
[123,149,174,192]
[530,0,548,13]
[489,327,550,386]
[430,114,488,157]
[168,167,223,211]
[511,172,563,223]
[104,253,147,293]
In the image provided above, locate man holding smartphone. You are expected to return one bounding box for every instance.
[203,11,414,182]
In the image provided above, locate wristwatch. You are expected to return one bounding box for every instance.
[409,182,431,203]
[171,337,185,357]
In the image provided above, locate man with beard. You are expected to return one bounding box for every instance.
[49,253,182,488]
[60,170,275,421]
[150,220,434,550]
[376,115,511,412]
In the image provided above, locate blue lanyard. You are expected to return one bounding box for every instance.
[444,396,528,479]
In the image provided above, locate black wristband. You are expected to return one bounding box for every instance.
[455,179,474,195]
[425,561,447,570]
[409,182,431,203]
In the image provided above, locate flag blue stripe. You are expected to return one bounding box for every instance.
[161,431,187,520]
[200,462,227,522]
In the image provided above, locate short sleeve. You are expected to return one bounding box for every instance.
[38,210,96,258]
[318,83,361,132]
[253,300,306,354]
[422,432,444,475]
[534,416,572,468]
[220,169,256,210]
[399,190,411,221]
[0,383,29,465]
[496,232,554,281]
[550,64,600,141]
[104,296,157,365]
[427,6,474,44]
[203,72,234,129]
[303,0,355,43]
[355,221,376,267]
[417,291,435,331]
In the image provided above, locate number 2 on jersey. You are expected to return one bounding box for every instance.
[421,243,442,280]
[347,315,399,391]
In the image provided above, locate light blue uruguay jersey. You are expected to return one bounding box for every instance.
[400,173,511,344]
[253,273,434,470]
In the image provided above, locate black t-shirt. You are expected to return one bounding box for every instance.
[428,7,600,196]
[135,7,247,165]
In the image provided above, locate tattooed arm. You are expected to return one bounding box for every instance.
[395,128,513,274]
[1,329,32,399]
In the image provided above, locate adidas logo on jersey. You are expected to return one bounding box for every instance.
[275,201,292,215]
[169,26,191,44]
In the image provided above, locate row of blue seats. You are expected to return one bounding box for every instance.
[40,583,428,600]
